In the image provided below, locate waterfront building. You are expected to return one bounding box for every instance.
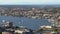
[53,16,60,27]
[40,25,52,29]
[14,28,33,34]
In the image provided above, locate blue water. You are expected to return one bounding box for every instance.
[0,16,51,30]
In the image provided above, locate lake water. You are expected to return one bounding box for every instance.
[0,16,51,30]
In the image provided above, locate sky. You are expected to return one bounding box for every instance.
[0,0,60,5]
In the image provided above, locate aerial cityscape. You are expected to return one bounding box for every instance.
[0,0,60,34]
[0,5,59,34]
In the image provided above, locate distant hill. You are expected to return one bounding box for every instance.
[0,5,60,9]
